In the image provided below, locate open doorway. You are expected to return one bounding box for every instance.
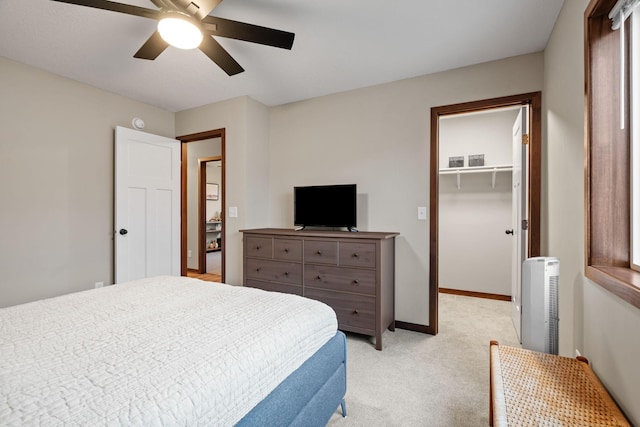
[200,158,222,277]
[178,128,226,283]
[429,93,541,335]
[438,106,520,300]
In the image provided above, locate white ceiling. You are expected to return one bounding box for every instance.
[0,0,564,112]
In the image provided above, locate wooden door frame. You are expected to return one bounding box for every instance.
[198,156,222,273]
[177,128,226,281]
[429,92,541,335]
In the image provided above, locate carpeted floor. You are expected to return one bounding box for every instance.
[327,293,520,427]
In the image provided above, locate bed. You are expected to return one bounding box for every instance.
[0,276,347,426]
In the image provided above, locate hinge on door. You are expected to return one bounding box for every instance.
[522,134,530,145]
[522,219,529,230]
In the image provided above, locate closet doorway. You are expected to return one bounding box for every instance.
[178,128,226,283]
[429,93,541,335]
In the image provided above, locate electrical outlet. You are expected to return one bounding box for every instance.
[94,281,104,289]
[188,250,192,258]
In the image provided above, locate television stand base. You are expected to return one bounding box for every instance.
[294,226,305,231]
[348,227,359,232]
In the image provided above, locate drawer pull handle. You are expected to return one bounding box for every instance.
[284,272,289,276]
[255,245,261,250]
[353,279,359,285]
[284,248,289,253]
[353,309,359,315]
[316,250,322,255]
[353,253,359,258]
[316,275,322,280]
[256,268,261,272]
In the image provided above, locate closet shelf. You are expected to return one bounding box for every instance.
[439,164,512,189]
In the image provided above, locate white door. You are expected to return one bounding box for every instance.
[114,126,181,283]
[511,107,529,341]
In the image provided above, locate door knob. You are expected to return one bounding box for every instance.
[505,229,514,235]
[119,229,128,236]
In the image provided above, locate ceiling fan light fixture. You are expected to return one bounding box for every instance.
[158,12,203,50]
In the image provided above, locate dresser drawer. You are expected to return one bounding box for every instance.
[274,238,303,261]
[304,288,375,332]
[304,240,338,265]
[246,258,302,285]
[245,236,273,258]
[339,242,376,268]
[304,264,376,296]
[245,279,303,296]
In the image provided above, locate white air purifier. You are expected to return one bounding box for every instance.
[521,257,560,354]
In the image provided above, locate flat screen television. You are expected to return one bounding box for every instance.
[294,184,357,230]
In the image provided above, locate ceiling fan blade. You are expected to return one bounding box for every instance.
[50,0,160,20]
[199,36,244,76]
[202,16,294,50]
[134,31,169,60]
[193,0,223,19]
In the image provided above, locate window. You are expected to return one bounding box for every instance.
[585,0,640,308]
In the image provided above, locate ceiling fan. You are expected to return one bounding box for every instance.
[50,0,295,76]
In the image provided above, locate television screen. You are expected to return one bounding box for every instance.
[294,184,357,229]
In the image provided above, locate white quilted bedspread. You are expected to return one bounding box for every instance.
[0,276,337,426]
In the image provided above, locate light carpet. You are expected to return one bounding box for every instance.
[327,293,520,427]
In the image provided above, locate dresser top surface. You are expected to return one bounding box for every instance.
[240,228,399,240]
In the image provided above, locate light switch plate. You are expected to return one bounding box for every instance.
[229,207,238,218]
[418,207,427,220]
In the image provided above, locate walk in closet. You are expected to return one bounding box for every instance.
[438,108,519,297]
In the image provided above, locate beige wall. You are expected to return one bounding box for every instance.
[544,0,640,423]
[245,97,271,228]
[0,57,175,308]
[267,53,544,325]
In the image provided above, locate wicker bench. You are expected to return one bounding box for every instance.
[489,341,630,426]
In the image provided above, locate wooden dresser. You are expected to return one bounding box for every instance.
[241,228,399,350]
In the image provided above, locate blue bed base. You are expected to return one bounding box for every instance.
[236,331,347,427]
